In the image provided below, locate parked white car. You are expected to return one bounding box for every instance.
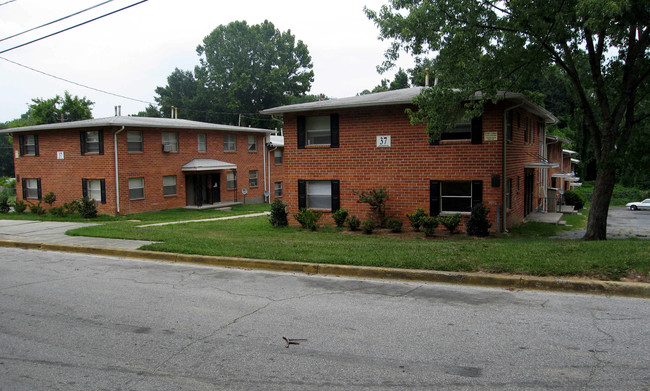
[626,199,650,210]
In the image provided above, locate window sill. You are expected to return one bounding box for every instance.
[439,139,471,145]
[127,151,144,154]
[224,150,237,153]
[129,198,145,201]
[163,194,177,198]
[305,144,331,149]
[439,211,471,216]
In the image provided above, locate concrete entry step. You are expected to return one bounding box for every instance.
[524,212,563,224]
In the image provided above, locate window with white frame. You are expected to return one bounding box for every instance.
[82,130,102,154]
[248,135,257,152]
[83,179,104,203]
[274,182,283,197]
[226,171,236,190]
[163,175,177,196]
[224,134,236,152]
[162,132,178,152]
[24,178,40,199]
[306,116,331,145]
[274,149,283,164]
[249,170,258,187]
[127,131,143,152]
[441,181,473,212]
[129,178,145,200]
[20,134,38,156]
[307,181,331,209]
[197,133,206,152]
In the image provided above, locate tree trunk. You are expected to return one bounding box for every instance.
[583,166,616,240]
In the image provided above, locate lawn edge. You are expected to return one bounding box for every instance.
[1,239,648,298]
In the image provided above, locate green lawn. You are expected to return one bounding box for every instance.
[55,205,650,282]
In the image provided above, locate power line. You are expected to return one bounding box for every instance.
[0,0,114,43]
[0,0,149,54]
[0,0,17,6]
[0,56,155,105]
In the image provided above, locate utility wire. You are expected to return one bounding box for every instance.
[0,0,148,54]
[0,0,17,6]
[0,56,155,104]
[0,0,114,43]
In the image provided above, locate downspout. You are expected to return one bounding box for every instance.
[502,100,524,232]
[268,145,278,204]
[263,135,268,203]
[114,126,125,214]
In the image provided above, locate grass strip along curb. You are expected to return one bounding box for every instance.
[1,239,648,298]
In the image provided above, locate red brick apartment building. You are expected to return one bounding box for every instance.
[3,116,285,215]
[546,135,581,211]
[261,87,559,232]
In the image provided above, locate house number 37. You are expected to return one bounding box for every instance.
[376,135,391,148]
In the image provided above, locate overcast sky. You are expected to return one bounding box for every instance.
[0,0,415,122]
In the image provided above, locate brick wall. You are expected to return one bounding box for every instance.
[13,126,271,215]
[282,102,550,232]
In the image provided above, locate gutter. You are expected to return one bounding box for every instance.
[502,100,524,233]
[114,126,125,214]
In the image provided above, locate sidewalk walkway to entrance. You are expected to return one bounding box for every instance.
[0,220,155,250]
[136,212,270,228]
[0,212,272,250]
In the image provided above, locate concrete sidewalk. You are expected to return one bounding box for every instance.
[0,220,156,250]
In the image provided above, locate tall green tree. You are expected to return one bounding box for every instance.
[26,92,93,125]
[360,68,410,95]
[366,0,649,240]
[155,20,314,128]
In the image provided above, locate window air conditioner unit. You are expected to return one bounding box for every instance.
[162,144,172,152]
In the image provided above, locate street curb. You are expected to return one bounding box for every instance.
[1,239,648,298]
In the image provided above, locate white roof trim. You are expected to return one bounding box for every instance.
[182,159,237,172]
[0,116,273,134]
[563,149,578,155]
[260,87,558,124]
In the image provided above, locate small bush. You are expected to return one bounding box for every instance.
[78,196,98,219]
[293,208,322,231]
[355,187,390,227]
[0,193,9,214]
[466,203,491,237]
[387,217,403,233]
[43,191,56,207]
[269,199,288,227]
[564,190,585,210]
[346,215,361,231]
[64,200,79,215]
[13,200,27,214]
[28,201,46,216]
[406,207,427,231]
[420,216,439,237]
[361,219,376,234]
[440,213,462,234]
[332,209,349,228]
[49,206,68,217]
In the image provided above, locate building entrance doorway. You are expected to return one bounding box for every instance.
[523,169,535,217]
[185,173,220,207]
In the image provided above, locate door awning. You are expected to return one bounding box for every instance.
[182,159,237,172]
[524,152,559,169]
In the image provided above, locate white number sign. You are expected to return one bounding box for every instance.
[376,135,391,147]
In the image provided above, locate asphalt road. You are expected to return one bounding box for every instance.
[0,247,648,391]
[554,206,650,239]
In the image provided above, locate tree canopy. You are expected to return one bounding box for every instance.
[366,0,649,240]
[155,20,314,128]
[24,92,94,125]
